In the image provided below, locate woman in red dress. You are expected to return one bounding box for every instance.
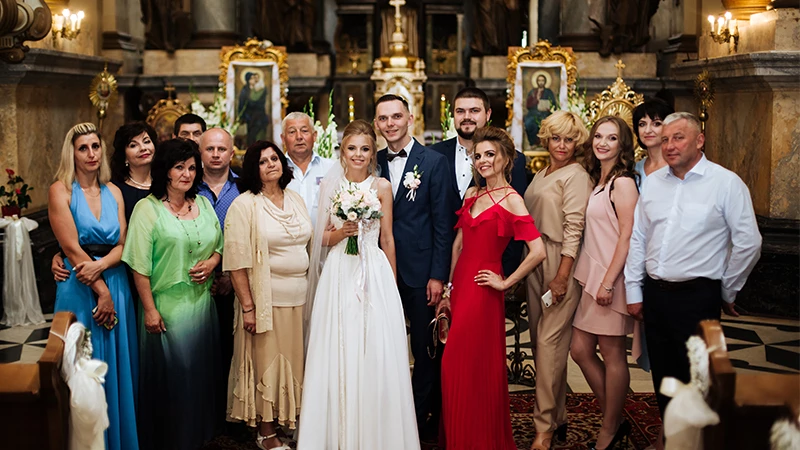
[438,127,546,449]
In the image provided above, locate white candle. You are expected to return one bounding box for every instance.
[77,11,84,30]
[708,15,715,34]
[717,17,725,35]
[730,19,737,33]
[522,30,528,48]
[53,14,64,31]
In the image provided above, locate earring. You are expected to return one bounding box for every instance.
[125,161,129,167]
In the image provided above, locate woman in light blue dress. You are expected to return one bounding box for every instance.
[49,122,139,450]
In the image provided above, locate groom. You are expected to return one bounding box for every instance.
[375,94,456,443]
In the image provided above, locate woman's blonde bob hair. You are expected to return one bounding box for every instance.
[537,110,590,151]
[339,119,379,175]
[55,122,111,191]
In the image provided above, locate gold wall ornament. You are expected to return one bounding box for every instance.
[145,84,190,143]
[89,63,118,131]
[219,39,288,149]
[694,70,715,133]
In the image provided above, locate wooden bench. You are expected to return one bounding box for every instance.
[699,319,800,449]
[0,311,75,450]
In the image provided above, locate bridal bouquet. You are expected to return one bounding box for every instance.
[330,181,383,255]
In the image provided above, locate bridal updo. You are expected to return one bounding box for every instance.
[340,119,378,175]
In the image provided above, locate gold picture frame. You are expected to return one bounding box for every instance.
[506,42,578,172]
[220,38,289,150]
[145,84,189,143]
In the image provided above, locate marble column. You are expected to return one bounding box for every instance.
[190,0,237,48]
[558,0,605,51]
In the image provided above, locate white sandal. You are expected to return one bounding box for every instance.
[256,432,291,450]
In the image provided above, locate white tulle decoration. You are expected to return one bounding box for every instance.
[771,418,800,450]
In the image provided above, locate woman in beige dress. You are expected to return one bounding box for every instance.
[571,116,640,450]
[524,110,593,450]
[223,141,312,450]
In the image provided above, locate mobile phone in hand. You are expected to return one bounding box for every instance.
[92,306,118,330]
[542,290,553,308]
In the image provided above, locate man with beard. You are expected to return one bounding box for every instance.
[430,87,528,275]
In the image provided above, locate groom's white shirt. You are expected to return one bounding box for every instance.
[388,138,416,197]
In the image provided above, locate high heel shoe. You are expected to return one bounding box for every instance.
[554,422,568,443]
[530,431,553,450]
[587,420,631,450]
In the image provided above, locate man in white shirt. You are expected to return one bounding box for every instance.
[282,112,334,227]
[624,112,761,423]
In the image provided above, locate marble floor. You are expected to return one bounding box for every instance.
[2,312,798,396]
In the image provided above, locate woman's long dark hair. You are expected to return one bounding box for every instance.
[583,116,637,187]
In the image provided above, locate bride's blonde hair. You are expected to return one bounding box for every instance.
[339,119,378,175]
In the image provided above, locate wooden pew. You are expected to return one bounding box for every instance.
[0,311,75,450]
[699,319,800,449]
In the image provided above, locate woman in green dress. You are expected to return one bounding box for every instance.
[122,138,223,450]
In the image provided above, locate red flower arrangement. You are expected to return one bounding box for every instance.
[0,168,33,216]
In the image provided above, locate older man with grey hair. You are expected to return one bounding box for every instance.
[281,111,334,227]
[624,112,761,443]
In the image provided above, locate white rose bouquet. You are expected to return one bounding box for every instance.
[330,181,383,255]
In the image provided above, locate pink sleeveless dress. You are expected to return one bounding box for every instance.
[573,179,640,356]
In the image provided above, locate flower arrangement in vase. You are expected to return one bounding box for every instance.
[304,90,338,159]
[0,169,33,217]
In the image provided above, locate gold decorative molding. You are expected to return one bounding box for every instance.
[219,38,289,116]
[505,41,578,129]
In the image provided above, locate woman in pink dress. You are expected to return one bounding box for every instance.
[438,127,545,449]
[570,116,640,449]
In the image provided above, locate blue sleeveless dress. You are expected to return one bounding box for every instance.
[55,182,139,450]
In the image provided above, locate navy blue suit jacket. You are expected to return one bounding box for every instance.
[378,139,456,288]
[429,137,531,276]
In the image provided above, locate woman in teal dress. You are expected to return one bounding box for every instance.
[123,138,223,450]
[49,122,139,450]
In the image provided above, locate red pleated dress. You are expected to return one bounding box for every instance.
[441,190,541,449]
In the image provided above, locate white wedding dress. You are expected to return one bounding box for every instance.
[298,176,420,450]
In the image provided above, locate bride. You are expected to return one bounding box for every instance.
[297,120,420,450]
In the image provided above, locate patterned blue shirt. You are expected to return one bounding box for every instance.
[197,169,241,229]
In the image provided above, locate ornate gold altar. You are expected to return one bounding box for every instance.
[371,0,427,140]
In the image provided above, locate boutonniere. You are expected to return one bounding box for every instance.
[403,165,423,201]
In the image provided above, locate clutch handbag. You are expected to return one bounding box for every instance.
[427,307,451,359]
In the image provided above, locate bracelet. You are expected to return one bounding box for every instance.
[242,307,255,313]
[601,283,614,293]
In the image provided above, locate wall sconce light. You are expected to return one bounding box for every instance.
[708,11,739,51]
[52,9,84,41]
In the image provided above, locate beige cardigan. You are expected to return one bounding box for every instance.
[223,189,312,333]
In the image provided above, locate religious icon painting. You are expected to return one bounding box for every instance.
[506,43,578,156]
[220,39,288,151]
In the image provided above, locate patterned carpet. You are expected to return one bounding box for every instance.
[201,393,660,450]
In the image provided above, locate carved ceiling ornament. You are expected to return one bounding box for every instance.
[219,38,289,117]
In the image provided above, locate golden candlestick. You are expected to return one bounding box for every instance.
[440,94,446,124]
[348,95,355,123]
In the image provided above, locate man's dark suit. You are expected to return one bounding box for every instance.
[377,139,456,438]
[429,136,530,275]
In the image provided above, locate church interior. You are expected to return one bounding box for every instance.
[0,0,798,449]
